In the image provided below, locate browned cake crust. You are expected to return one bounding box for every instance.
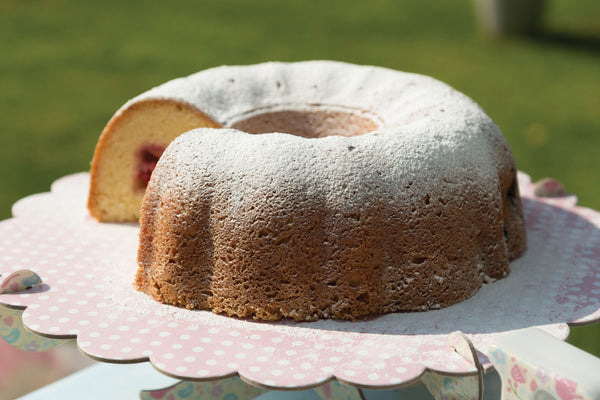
[137,180,525,321]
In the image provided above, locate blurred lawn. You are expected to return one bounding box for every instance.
[1,0,599,371]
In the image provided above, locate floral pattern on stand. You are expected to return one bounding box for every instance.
[0,270,68,352]
[489,346,589,400]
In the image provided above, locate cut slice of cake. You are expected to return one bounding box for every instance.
[88,99,220,222]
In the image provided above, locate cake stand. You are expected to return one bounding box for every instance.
[1,172,599,397]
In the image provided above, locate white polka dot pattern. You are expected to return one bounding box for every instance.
[0,173,599,388]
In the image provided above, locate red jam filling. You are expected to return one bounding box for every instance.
[135,143,166,190]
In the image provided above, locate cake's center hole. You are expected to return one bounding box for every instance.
[134,143,166,191]
[133,107,380,191]
[230,108,379,138]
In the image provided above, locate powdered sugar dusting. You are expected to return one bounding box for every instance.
[131,61,508,204]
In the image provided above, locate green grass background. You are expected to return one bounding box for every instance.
[1,0,599,365]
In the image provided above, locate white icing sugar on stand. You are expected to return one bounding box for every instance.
[1,172,600,399]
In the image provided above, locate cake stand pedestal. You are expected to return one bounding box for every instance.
[1,172,600,399]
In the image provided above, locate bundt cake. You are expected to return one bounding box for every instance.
[122,61,527,321]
